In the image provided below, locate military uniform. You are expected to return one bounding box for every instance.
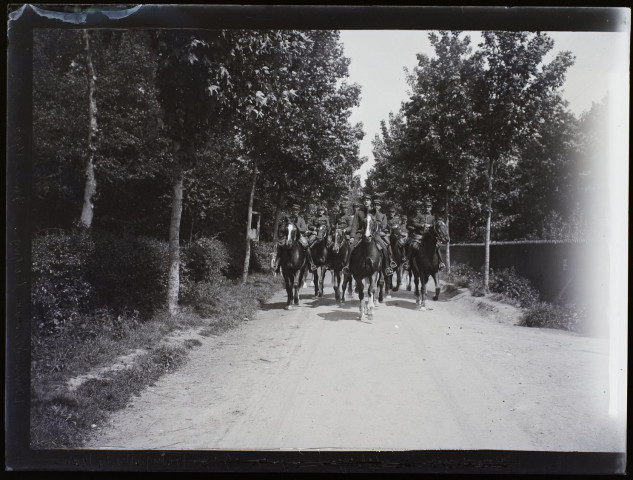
[307,211,331,246]
[387,213,401,233]
[373,200,397,270]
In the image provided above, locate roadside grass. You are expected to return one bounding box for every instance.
[30,273,281,449]
[445,263,590,335]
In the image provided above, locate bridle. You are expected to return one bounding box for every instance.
[333,228,346,253]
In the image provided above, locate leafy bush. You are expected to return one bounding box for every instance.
[87,232,169,317]
[181,236,231,283]
[249,240,275,273]
[489,266,540,307]
[32,229,95,334]
[519,301,588,334]
[446,263,481,290]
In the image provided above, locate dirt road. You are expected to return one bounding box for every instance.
[86,275,624,452]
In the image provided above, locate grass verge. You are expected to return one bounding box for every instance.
[30,273,281,449]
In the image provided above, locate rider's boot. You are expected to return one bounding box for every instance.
[273,246,281,274]
[306,245,317,271]
[436,245,446,270]
[401,247,409,270]
[383,251,393,276]
[387,244,397,269]
[342,239,355,275]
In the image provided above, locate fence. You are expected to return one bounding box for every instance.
[445,240,601,303]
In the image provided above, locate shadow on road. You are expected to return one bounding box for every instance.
[260,301,292,311]
[317,311,361,322]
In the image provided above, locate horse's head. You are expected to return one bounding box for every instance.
[333,228,346,252]
[279,221,297,248]
[434,220,449,244]
[392,223,408,247]
[315,223,328,242]
[363,214,378,242]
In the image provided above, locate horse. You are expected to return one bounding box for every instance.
[278,222,307,310]
[385,222,409,297]
[328,227,353,303]
[409,220,449,310]
[349,213,384,320]
[308,223,330,299]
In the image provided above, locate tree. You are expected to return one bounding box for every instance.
[471,32,574,291]
[154,30,312,311]
[402,31,480,269]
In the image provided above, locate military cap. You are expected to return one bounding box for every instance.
[292,204,300,210]
[424,198,433,206]
[389,205,397,212]
[373,198,382,205]
[413,200,424,208]
[362,193,372,201]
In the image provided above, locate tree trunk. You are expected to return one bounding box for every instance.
[167,142,183,315]
[241,157,258,283]
[483,158,494,294]
[445,189,451,274]
[272,187,285,242]
[80,29,98,228]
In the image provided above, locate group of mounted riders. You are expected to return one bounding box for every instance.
[272,194,446,278]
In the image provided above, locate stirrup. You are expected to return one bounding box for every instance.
[385,267,394,276]
[342,266,350,275]
[439,262,446,271]
[310,264,317,271]
[390,260,397,268]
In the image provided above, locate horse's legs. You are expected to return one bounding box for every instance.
[333,270,341,302]
[413,272,422,310]
[432,272,440,301]
[420,273,430,310]
[377,271,384,304]
[339,273,351,303]
[394,264,401,292]
[294,268,305,305]
[356,276,366,320]
[284,273,294,310]
[318,266,327,298]
[312,269,319,299]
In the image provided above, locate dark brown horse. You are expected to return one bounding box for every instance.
[349,214,384,320]
[385,222,409,297]
[278,222,307,310]
[308,223,330,299]
[409,220,449,310]
[328,228,352,303]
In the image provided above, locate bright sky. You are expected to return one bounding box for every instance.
[339,30,630,183]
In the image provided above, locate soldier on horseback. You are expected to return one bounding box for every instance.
[343,194,396,276]
[373,198,398,273]
[308,204,331,245]
[387,205,401,232]
[334,202,353,239]
[407,198,446,270]
[273,203,317,273]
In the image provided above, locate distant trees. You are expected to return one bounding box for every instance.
[367,31,583,292]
